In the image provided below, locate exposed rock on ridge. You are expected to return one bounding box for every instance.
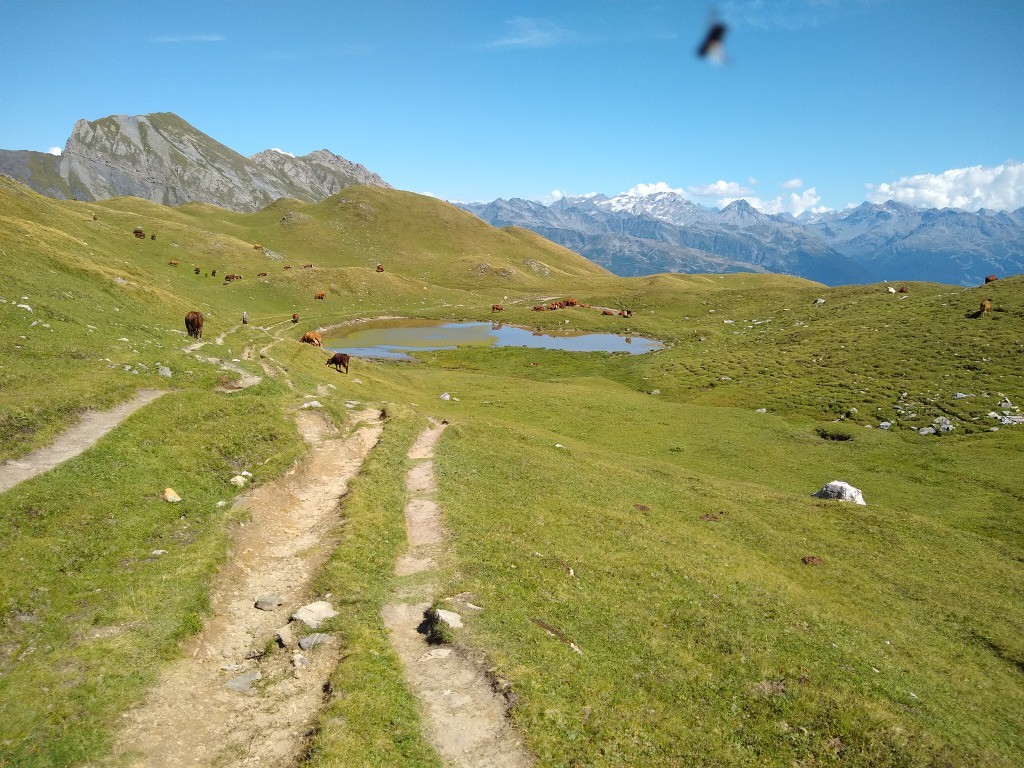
[0,112,389,213]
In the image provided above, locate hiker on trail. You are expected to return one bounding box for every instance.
[242,311,248,325]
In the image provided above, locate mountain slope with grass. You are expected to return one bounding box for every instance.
[1,175,1022,767]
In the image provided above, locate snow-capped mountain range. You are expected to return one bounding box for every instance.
[458,190,1024,286]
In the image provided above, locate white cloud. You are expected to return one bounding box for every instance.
[542,189,599,204]
[47,147,62,156]
[718,187,831,216]
[687,179,752,197]
[626,181,685,197]
[269,148,295,158]
[866,162,1024,211]
[151,34,225,43]
[485,17,565,48]
[781,178,803,189]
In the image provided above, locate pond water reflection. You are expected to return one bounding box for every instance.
[322,319,663,360]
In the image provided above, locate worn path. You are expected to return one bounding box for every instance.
[382,420,535,768]
[0,389,166,494]
[109,407,383,767]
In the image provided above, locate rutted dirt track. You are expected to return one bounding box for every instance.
[110,408,383,767]
[383,421,535,768]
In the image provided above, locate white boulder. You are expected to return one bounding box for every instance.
[811,481,866,506]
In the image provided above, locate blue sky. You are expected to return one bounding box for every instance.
[1,1,1022,213]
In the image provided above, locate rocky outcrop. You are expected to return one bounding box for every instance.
[0,112,389,212]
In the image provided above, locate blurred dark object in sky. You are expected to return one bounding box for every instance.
[697,20,727,64]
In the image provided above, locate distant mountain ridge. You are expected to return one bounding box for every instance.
[460,191,1024,286]
[0,112,389,213]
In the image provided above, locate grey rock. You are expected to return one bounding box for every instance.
[157,365,172,378]
[224,670,261,692]
[918,427,936,435]
[755,408,767,413]
[291,601,338,628]
[300,400,322,409]
[811,481,867,506]
[879,421,892,429]
[299,632,331,650]
[275,624,296,648]
[812,298,826,306]
[254,595,285,611]
[435,609,463,629]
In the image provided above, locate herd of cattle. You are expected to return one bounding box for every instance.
[492,298,635,317]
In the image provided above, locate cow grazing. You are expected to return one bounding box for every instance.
[602,309,615,316]
[376,264,385,273]
[184,311,204,339]
[326,352,350,373]
[620,309,633,317]
[980,299,992,316]
[253,243,263,250]
[300,331,323,346]
[292,313,299,324]
[283,265,292,270]
[533,306,545,311]
[168,260,180,267]
[302,264,314,269]
[315,291,326,300]
[985,275,998,284]
[898,286,909,294]
[491,304,504,312]
[150,234,157,241]
[133,227,145,239]
[257,272,268,277]
[193,266,200,274]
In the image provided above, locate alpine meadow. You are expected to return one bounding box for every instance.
[1,160,1022,767]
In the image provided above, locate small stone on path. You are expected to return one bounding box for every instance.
[435,609,463,629]
[254,595,285,611]
[291,601,338,628]
[223,670,261,692]
[298,633,330,650]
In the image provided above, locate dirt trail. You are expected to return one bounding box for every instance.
[0,389,165,495]
[382,421,534,768]
[110,407,383,767]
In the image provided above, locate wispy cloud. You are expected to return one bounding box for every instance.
[47,147,62,156]
[688,179,753,197]
[781,178,804,189]
[151,34,226,44]
[720,0,843,30]
[866,162,1024,212]
[484,17,567,48]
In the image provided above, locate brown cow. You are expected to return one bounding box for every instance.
[533,306,545,311]
[300,331,323,346]
[253,243,263,250]
[194,266,200,274]
[283,265,292,270]
[168,260,180,267]
[980,299,992,316]
[315,291,326,300]
[985,275,998,284]
[257,272,268,277]
[326,352,351,373]
[492,304,504,312]
[620,309,633,317]
[133,227,145,239]
[897,286,909,293]
[150,234,157,241]
[602,309,615,316]
[292,313,299,323]
[184,311,204,339]
[376,264,385,273]
[302,264,314,269]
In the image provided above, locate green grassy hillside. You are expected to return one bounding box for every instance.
[1,175,1021,767]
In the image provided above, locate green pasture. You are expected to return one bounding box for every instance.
[0,176,1021,766]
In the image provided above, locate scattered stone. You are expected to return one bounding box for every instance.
[651,389,660,395]
[298,632,330,650]
[223,670,261,692]
[954,392,973,399]
[879,421,892,430]
[300,400,322,409]
[352,378,363,384]
[440,392,451,401]
[157,365,172,378]
[811,481,867,506]
[241,470,253,478]
[435,609,463,629]
[292,652,310,669]
[229,475,247,488]
[918,427,936,435]
[291,601,338,628]
[812,298,826,306]
[162,488,182,503]
[755,408,767,413]
[16,303,32,312]
[933,416,955,433]
[151,549,168,556]
[999,398,1013,409]
[554,443,565,449]
[887,286,896,293]
[254,595,285,611]
[221,663,244,672]
[215,500,228,508]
